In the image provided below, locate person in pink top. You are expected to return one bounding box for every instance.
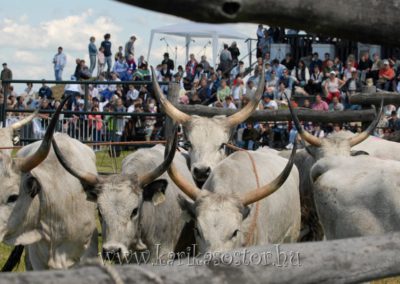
[88,106,103,150]
[312,94,329,111]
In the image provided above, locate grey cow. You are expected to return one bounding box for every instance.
[169,145,300,253]
[289,100,400,240]
[53,128,197,262]
[151,65,265,186]
[0,98,98,270]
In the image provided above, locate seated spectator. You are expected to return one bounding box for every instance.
[132,63,150,81]
[329,96,344,111]
[322,60,335,79]
[358,52,373,82]
[160,62,173,80]
[196,78,211,103]
[312,94,329,111]
[38,82,53,100]
[114,46,123,61]
[324,71,345,103]
[194,64,206,81]
[216,79,231,103]
[275,81,291,102]
[231,76,245,107]
[262,94,278,110]
[242,122,260,150]
[185,53,198,82]
[388,110,400,132]
[377,60,395,91]
[309,52,323,72]
[144,99,157,141]
[259,123,274,148]
[342,67,362,109]
[333,56,343,77]
[281,53,296,71]
[302,99,311,109]
[272,59,286,78]
[265,70,278,96]
[230,61,244,81]
[307,66,323,95]
[126,84,140,101]
[113,55,129,80]
[223,96,237,109]
[279,68,298,94]
[312,123,325,138]
[246,80,257,98]
[292,60,310,87]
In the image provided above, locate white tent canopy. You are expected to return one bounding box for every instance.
[147,22,249,68]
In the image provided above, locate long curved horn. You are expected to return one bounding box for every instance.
[151,66,191,124]
[240,140,297,206]
[348,98,384,147]
[52,139,99,186]
[168,164,201,201]
[138,125,179,187]
[11,110,38,130]
[226,63,265,127]
[286,94,322,147]
[15,96,71,172]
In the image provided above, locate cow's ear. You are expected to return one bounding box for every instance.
[241,206,251,220]
[7,230,43,246]
[178,195,196,222]
[23,175,41,198]
[350,150,369,156]
[142,179,168,206]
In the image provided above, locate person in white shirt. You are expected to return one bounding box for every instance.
[223,96,237,109]
[126,84,139,101]
[262,94,278,110]
[53,46,67,81]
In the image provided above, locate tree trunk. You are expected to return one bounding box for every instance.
[1,232,400,283]
[117,0,400,46]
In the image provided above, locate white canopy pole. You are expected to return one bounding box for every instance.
[147,30,155,63]
[185,35,190,64]
[212,32,218,68]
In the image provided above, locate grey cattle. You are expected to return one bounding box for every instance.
[0,112,37,155]
[169,145,300,253]
[152,65,265,186]
[53,128,197,262]
[289,100,400,239]
[0,98,98,270]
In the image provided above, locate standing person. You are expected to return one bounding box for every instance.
[161,52,175,72]
[52,46,66,81]
[97,46,105,77]
[1,63,12,102]
[185,54,198,82]
[218,43,232,75]
[228,42,240,65]
[124,35,136,60]
[88,36,97,76]
[101,33,112,77]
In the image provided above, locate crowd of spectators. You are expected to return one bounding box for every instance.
[1,27,400,151]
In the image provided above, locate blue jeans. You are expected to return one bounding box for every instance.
[105,56,113,75]
[89,55,97,76]
[55,68,63,81]
[289,129,298,144]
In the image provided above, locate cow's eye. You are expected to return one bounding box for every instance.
[7,194,19,204]
[131,207,138,219]
[231,229,239,239]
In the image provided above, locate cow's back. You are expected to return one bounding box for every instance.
[312,156,400,240]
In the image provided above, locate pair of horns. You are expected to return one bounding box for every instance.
[14,96,71,172]
[151,64,265,126]
[52,126,180,188]
[287,95,383,148]
[168,141,297,206]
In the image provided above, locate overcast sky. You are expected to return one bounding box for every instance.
[0,0,259,92]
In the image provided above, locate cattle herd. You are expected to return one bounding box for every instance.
[0,67,399,274]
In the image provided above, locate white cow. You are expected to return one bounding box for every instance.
[0,98,98,270]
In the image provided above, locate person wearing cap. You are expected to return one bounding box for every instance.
[161,52,174,72]
[52,47,66,81]
[124,35,136,60]
[377,59,395,91]
[324,70,345,104]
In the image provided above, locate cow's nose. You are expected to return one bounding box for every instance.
[102,247,122,261]
[193,166,211,179]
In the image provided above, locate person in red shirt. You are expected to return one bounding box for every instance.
[377,60,395,91]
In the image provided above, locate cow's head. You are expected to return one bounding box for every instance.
[151,65,265,186]
[170,144,297,253]
[52,127,179,261]
[0,112,37,155]
[287,96,383,161]
[0,98,68,246]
